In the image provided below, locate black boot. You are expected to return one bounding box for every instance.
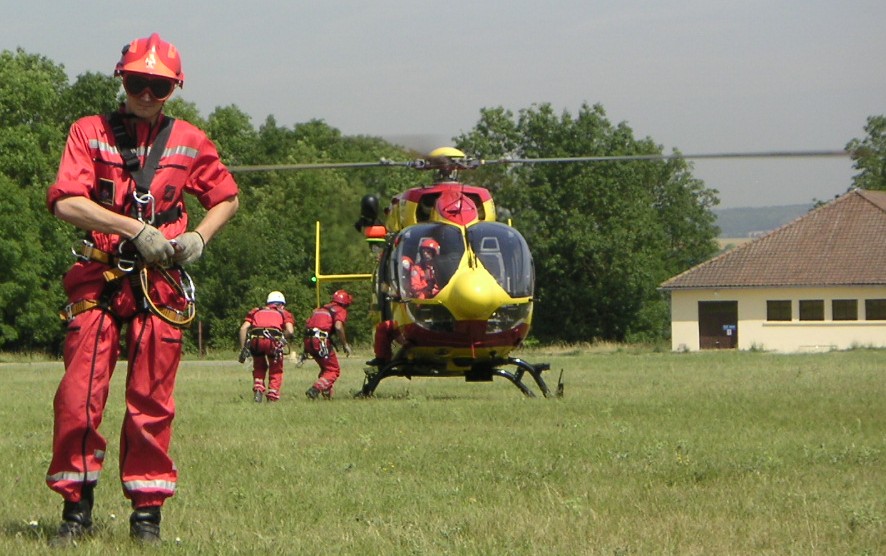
[305,386,320,400]
[51,483,95,546]
[130,506,162,544]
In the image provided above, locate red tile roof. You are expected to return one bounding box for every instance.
[660,189,886,289]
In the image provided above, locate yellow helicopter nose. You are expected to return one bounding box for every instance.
[445,267,509,320]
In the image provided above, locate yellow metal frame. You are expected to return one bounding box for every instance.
[313,221,372,307]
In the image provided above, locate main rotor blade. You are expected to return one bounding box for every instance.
[491,150,851,165]
[228,159,410,173]
[228,149,852,173]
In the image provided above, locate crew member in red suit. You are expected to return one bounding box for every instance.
[410,238,440,299]
[45,33,239,545]
[239,291,296,402]
[304,290,353,399]
[367,245,439,368]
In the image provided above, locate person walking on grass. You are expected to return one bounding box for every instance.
[303,290,352,399]
[239,291,296,402]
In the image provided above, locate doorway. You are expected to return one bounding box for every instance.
[698,301,738,349]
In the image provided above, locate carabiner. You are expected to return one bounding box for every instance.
[71,240,92,262]
[178,267,196,303]
[132,190,156,224]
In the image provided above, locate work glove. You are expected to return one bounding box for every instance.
[238,347,251,364]
[131,223,174,266]
[172,231,205,266]
[343,343,352,357]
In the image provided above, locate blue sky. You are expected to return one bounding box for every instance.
[3,1,884,208]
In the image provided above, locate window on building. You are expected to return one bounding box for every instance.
[865,299,886,321]
[766,300,792,321]
[799,299,824,321]
[832,299,858,321]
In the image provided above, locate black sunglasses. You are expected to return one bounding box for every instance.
[122,74,176,100]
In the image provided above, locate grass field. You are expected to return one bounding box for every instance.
[1,347,883,554]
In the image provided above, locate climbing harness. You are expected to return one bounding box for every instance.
[247,327,289,359]
[59,114,197,327]
[305,328,331,357]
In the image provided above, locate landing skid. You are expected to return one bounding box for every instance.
[356,357,562,398]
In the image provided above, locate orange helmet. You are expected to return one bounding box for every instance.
[114,33,184,86]
[332,289,352,307]
[420,238,440,254]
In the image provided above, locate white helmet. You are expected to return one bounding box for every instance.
[267,291,286,305]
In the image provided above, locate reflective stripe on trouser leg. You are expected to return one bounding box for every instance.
[47,309,120,501]
[119,313,182,507]
[312,350,341,393]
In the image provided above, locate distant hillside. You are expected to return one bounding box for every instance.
[713,204,814,238]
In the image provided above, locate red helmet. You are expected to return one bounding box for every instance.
[114,33,184,86]
[420,238,440,254]
[332,289,352,307]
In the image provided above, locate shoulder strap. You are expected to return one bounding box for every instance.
[107,113,176,195]
[326,304,339,321]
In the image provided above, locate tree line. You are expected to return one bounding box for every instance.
[1,48,882,354]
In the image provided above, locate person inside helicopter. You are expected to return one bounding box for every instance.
[410,237,440,299]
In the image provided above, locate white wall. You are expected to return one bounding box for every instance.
[669,286,886,352]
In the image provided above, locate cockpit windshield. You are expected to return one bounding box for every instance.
[467,222,534,298]
[391,224,465,300]
[384,222,534,300]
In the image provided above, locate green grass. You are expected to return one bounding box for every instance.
[1,348,883,554]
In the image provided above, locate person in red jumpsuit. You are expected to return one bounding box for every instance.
[238,291,296,402]
[410,238,440,299]
[45,33,239,545]
[366,239,441,368]
[304,290,353,399]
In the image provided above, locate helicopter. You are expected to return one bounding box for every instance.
[231,146,851,398]
[312,147,555,398]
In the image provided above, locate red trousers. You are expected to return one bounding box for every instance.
[46,308,181,508]
[251,338,284,399]
[304,337,340,396]
[373,320,399,361]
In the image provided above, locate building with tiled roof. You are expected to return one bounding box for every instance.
[660,189,886,352]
